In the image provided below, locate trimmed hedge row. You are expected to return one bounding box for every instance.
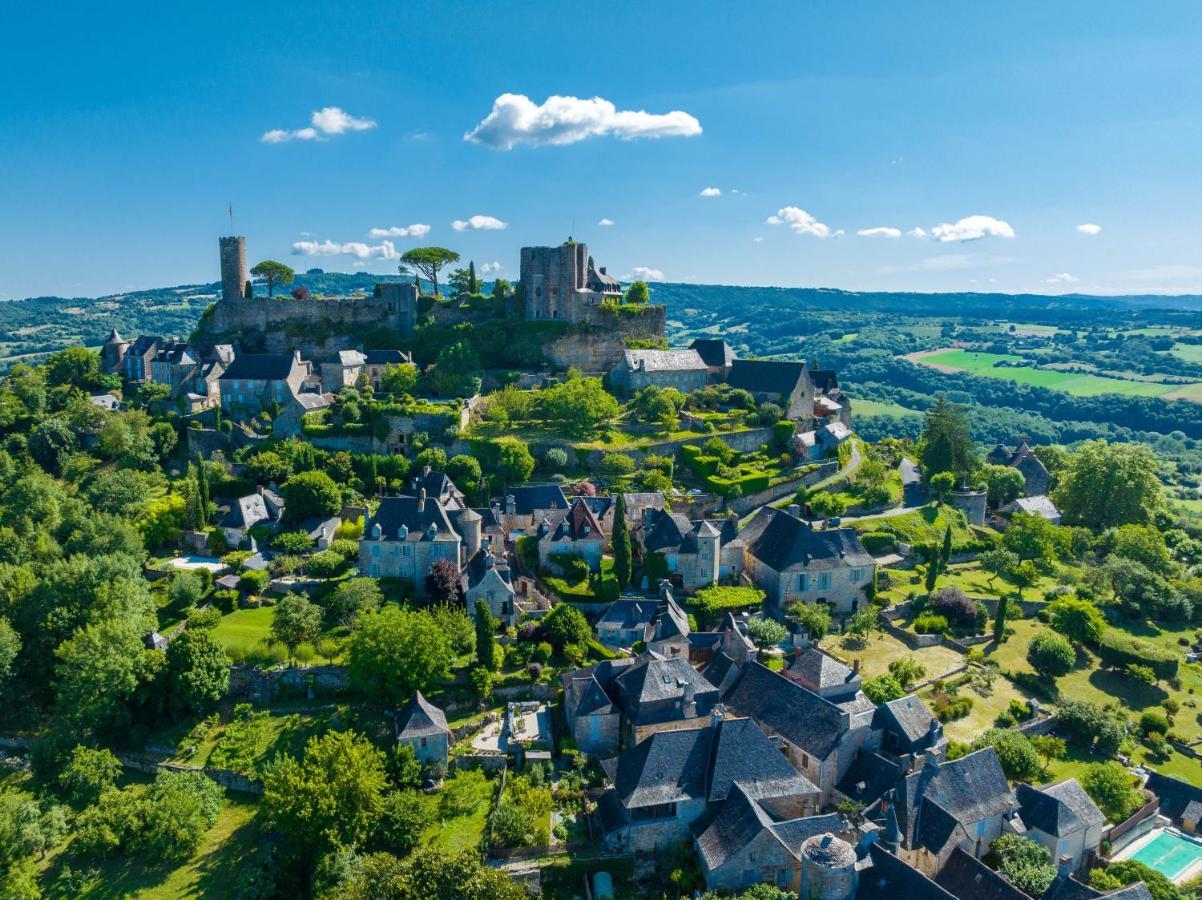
[1097,630,1179,680]
[680,444,771,497]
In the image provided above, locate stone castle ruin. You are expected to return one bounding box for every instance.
[195,236,663,371]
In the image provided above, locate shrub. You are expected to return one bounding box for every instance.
[542,603,591,648]
[863,674,906,704]
[306,550,348,579]
[273,530,316,553]
[238,569,269,594]
[1055,700,1126,756]
[746,617,788,648]
[1027,630,1076,678]
[929,586,985,628]
[972,728,1041,781]
[693,586,765,622]
[913,613,949,634]
[1139,710,1169,736]
[1082,762,1145,823]
[860,531,897,555]
[543,448,569,472]
[599,453,635,478]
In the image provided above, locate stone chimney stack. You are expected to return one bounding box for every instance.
[219,236,248,303]
[418,488,426,512]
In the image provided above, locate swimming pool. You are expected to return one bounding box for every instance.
[1115,828,1202,884]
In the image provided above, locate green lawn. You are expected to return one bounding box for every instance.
[543,558,620,603]
[877,560,1065,605]
[42,795,264,899]
[851,504,978,551]
[915,348,1202,400]
[209,606,346,666]
[820,630,964,682]
[422,770,496,854]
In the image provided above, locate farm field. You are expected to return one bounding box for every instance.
[909,348,1202,400]
[853,399,922,419]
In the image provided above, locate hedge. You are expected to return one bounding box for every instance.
[860,531,898,555]
[1097,630,1179,680]
[693,586,766,620]
[773,420,796,448]
[707,471,770,497]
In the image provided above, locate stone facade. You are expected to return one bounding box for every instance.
[220,236,248,303]
[520,241,621,322]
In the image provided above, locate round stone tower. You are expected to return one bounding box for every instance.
[219,236,248,302]
[799,832,858,900]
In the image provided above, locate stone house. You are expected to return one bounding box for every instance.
[725,359,814,419]
[610,348,709,393]
[320,349,367,393]
[986,440,1051,497]
[464,541,517,627]
[362,349,414,389]
[1015,780,1106,872]
[598,715,820,854]
[638,508,744,591]
[696,791,846,895]
[273,390,334,438]
[110,333,161,381]
[742,509,875,615]
[595,585,692,655]
[359,492,462,600]
[562,659,633,757]
[395,691,451,769]
[216,351,311,414]
[536,497,606,572]
[219,488,284,548]
[149,341,199,395]
[880,747,1021,876]
[704,659,871,804]
[1000,495,1062,525]
[873,695,947,758]
[495,484,570,536]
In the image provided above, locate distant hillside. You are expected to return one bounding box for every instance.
[4,272,1202,367]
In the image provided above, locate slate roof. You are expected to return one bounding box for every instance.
[367,495,460,542]
[875,695,941,748]
[746,514,874,573]
[934,846,1027,900]
[706,716,818,804]
[465,548,513,590]
[128,335,161,357]
[720,661,848,759]
[90,394,120,411]
[395,691,450,739]
[363,349,412,366]
[503,484,569,515]
[409,467,462,504]
[857,843,955,899]
[542,498,604,542]
[694,782,776,873]
[1016,779,1105,837]
[613,654,719,727]
[788,646,858,693]
[726,359,809,396]
[622,348,707,373]
[1004,495,1061,520]
[292,391,333,410]
[1145,770,1202,823]
[809,368,839,392]
[769,812,845,855]
[835,750,905,807]
[153,341,195,365]
[335,349,367,366]
[562,658,635,719]
[895,748,1017,853]
[1043,877,1154,900]
[220,493,273,530]
[689,339,737,368]
[640,507,725,555]
[597,599,660,631]
[221,353,299,382]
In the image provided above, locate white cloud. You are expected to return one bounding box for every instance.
[907,227,928,239]
[452,215,508,232]
[765,206,834,239]
[291,240,399,260]
[464,93,702,149]
[930,215,1015,242]
[857,226,902,239]
[625,266,665,281]
[368,223,431,239]
[1076,223,1102,235]
[699,187,721,197]
[597,218,615,227]
[479,261,503,275]
[262,106,377,143]
[1042,272,1079,284]
[753,236,764,243]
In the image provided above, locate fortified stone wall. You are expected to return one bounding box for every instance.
[543,304,666,372]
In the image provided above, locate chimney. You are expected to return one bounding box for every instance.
[599,266,607,275]
[1057,855,1073,877]
[787,503,801,519]
[852,658,860,673]
[505,494,516,516]
[418,487,426,511]
[423,464,432,477]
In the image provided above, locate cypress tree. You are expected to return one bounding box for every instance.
[612,493,632,590]
[467,260,478,295]
[195,453,210,525]
[993,594,1009,643]
[368,456,378,497]
[941,525,953,566]
[924,545,939,593]
[474,600,497,670]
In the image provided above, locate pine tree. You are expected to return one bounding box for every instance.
[612,494,632,591]
[941,526,953,566]
[993,594,1009,642]
[467,260,478,295]
[474,600,497,671]
[920,394,974,481]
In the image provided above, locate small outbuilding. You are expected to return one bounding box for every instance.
[395,691,452,769]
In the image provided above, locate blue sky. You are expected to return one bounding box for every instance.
[3,0,1202,300]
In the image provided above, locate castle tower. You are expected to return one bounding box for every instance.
[219,236,248,302]
[799,833,858,900]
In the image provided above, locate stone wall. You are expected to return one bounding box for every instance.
[728,461,838,514]
[543,305,666,372]
[228,664,351,704]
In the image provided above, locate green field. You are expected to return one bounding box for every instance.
[916,349,1202,399]
[1170,343,1202,364]
[853,399,922,419]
